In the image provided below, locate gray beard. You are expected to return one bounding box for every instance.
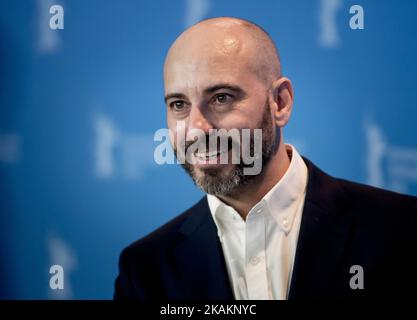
[176,101,278,197]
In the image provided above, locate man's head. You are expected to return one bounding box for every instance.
[163,17,294,197]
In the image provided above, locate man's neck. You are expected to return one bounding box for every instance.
[217,143,291,220]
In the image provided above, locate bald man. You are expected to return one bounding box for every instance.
[114,17,417,300]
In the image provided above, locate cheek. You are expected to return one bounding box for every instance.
[168,129,176,147]
[167,121,187,149]
[221,94,267,130]
[217,110,262,132]
[167,118,178,146]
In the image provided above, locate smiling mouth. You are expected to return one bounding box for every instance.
[195,148,229,161]
[193,140,234,162]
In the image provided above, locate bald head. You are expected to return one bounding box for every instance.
[164,17,281,88]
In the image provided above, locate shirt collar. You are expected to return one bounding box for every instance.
[207,144,308,234]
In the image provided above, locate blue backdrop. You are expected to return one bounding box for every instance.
[1,0,416,299]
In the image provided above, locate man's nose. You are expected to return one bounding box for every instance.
[187,105,213,134]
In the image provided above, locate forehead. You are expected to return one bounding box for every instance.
[164,27,262,92]
[167,59,250,86]
[164,47,259,95]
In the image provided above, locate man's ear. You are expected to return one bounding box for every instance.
[268,77,294,127]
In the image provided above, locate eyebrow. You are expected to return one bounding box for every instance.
[164,93,187,104]
[164,83,246,103]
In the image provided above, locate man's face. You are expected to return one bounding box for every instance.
[164,34,277,196]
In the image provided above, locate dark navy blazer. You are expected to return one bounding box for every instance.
[114,157,417,300]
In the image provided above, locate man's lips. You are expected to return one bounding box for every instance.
[192,144,233,164]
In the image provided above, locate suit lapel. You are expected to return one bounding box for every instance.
[288,157,355,299]
[169,157,355,300]
[170,197,234,300]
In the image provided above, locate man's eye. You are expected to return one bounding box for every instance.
[213,94,232,105]
[170,101,186,111]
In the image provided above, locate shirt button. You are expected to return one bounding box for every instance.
[250,256,261,265]
[282,217,288,226]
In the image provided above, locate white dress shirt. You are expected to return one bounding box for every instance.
[207,144,308,300]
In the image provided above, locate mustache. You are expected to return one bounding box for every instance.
[183,135,236,153]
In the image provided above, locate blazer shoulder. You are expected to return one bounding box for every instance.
[335,176,417,216]
[123,196,207,256]
[303,156,417,215]
[338,177,416,203]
